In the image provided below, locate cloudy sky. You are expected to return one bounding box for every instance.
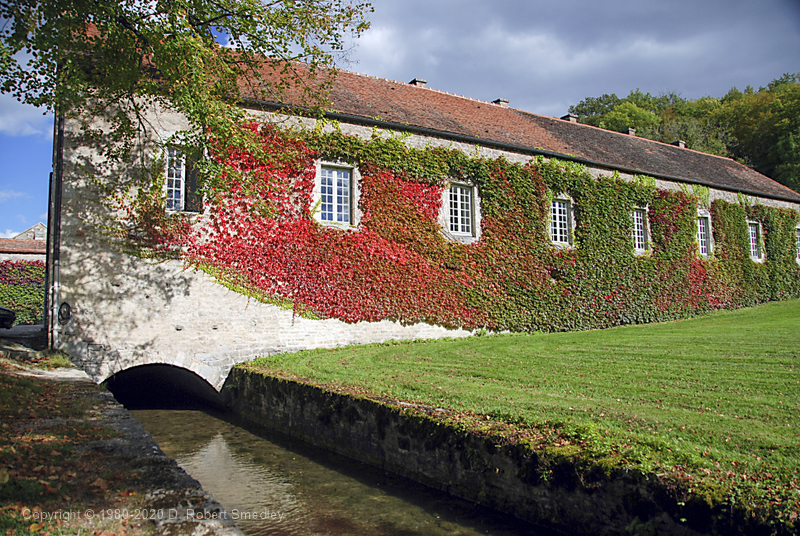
[1,0,798,237]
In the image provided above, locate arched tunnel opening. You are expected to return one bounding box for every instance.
[103,364,227,411]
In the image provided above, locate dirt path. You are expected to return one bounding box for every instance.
[0,343,242,536]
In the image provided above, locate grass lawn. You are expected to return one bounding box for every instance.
[243,298,800,527]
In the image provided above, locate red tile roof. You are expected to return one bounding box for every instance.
[0,239,46,255]
[247,66,800,203]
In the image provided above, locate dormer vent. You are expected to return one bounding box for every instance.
[672,140,686,148]
[561,113,578,123]
[493,98,509,108]
[409,78,427,88]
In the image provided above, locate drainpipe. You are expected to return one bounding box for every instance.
[47,113,64,350]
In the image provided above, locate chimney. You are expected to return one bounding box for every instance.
[561,113,578,123]
[627,127,636,136]
[493,98,509,108]
[671,140,686,148]
[408,78,427,88]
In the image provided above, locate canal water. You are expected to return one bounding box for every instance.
[132,409,554,536]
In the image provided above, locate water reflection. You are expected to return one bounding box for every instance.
[132,410,552,536]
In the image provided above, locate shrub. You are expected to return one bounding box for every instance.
[0,260,45,325]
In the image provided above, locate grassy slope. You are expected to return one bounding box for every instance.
[243,299,800,524]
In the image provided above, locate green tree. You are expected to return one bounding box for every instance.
[714,77,800,183]
[0,0,372,159]
[568,93,622,126]
[600,101,660,132]
[772,130,800,189]
[568,74,800,191]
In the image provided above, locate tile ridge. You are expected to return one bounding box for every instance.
[335,67,511,108]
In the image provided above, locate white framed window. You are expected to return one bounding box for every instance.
[321,166,351,224]
[449,183,473,235]
[440,182,480,244]
[795,226,800,264]
[748,221,763,262]
[165,147,185,211]
[550,197,573,246]
[312,162,360,228]
[697,211,713,258]
[632,207,649,253]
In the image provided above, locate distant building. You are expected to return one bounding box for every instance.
[13,223,47,242]
[0,223,47,262]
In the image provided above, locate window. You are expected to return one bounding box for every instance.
[449,183,473,235]
[796,226,800,263]
[313,163,360,228]
[320,166,351,224]
[163,147,202,213]
[697,213,712,257]
[441,182,480,243]
[550,198,572,246]
[165,147,185,211]
[632,208,649,253]
[748,221,763,261]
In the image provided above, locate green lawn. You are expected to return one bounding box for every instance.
[243,299,800,524]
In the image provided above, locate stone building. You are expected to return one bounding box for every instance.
[46,68,800,390]
[0,224,47,262]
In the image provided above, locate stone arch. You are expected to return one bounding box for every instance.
[102,363,226,410]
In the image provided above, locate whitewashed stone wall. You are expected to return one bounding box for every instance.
[56,110,474,390]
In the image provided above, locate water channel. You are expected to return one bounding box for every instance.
[132,409,556,536]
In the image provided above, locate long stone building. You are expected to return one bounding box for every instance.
[46,68,800,390]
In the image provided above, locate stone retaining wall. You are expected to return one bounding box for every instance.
[223,368,777,536]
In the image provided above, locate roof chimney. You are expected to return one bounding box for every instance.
[561,113,578,123]
[493,98,509,108]
[627,127,636,136]
[408,78,427,88]
[671,140,686,148]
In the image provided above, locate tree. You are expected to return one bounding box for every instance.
[773,130,800,190]
[714,78,800,182]
[568,93,622,126]
[0,0,372,159]
[600,101,659,133]
[568,74,800,192]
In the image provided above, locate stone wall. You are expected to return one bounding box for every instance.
[223,368,772,536]
[56,253,471,390]
[54,108,798,389]
[55,110,472,389]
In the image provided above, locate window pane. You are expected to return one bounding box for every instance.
[796,228,800,262]
[336,172,350,223]
[460,187,472,234]
[749,223,761,259]
[633,209,647,251]
[166,148,184,211]
[551,200,569,243]
[449,185,472,235]
[697,217,709,256]
[320,167,350,224]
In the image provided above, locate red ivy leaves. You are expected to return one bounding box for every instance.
[183,128,485,328]
[119,123,799,332]
[0,260,45,287]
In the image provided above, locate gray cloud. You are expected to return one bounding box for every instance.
[347,0,800,117]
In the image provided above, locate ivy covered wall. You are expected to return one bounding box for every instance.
[125,122,800,333]
[0,260,45,326]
